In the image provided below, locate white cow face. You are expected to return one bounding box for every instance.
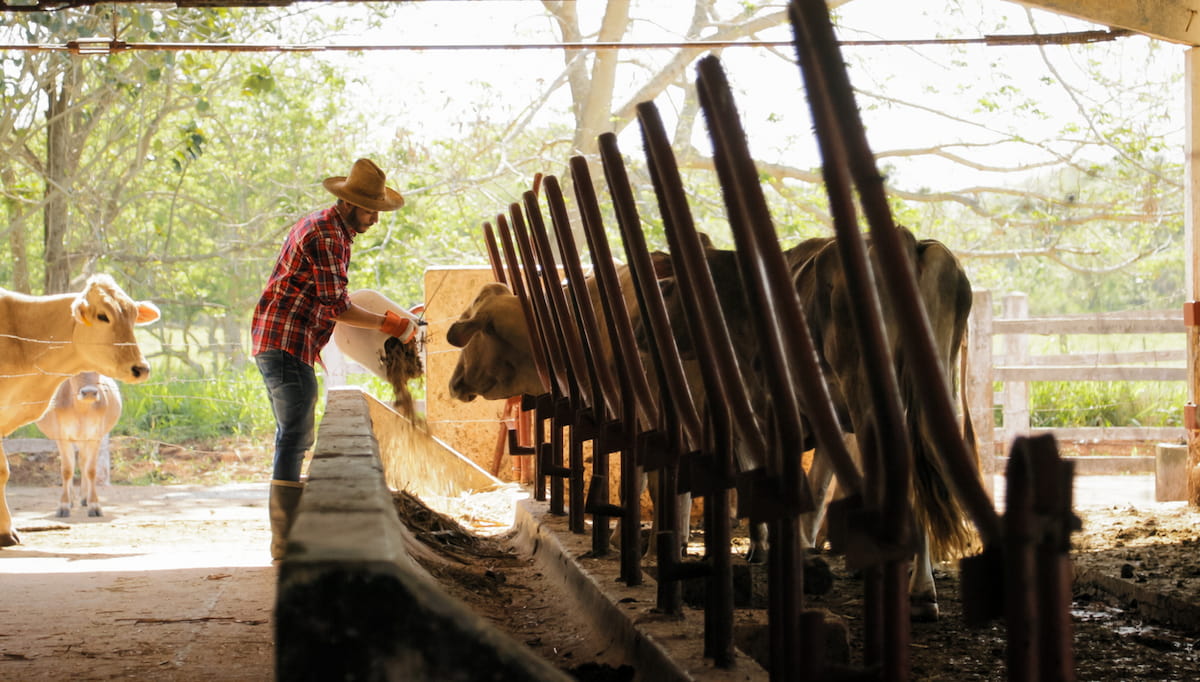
[447,283,544,401]
[70,275,159,384]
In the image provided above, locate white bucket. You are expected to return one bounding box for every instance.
[331,289,421,380]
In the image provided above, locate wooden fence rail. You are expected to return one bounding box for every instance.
[966,290,1187,478]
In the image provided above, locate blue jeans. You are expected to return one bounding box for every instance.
[255,350,317,482]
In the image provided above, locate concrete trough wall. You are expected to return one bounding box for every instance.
[277,387,763,681]
[275,387,570,681]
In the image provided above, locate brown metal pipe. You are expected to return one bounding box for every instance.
[1031,435,1077,681]
[505,208,572,400]
[543,176,621,422]
[494,216,551,396]
[694,55,860,499]
[1004,438,1038,681]
[522,191,592,534]
[495,216,554,502]
[788,4,914,668]
[508,206,574,514]
[543,174,624,554]
[569,157,659,432]
[482,221,506,285]
[597,133,704,454]
[570,156,659,585]
[637,102,751,668]
[636,101,767,476]
[788,0,910,542]
[523,191,594,405]
[789,0,1001,548]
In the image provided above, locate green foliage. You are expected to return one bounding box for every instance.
[0,1,1190,448]
[1028,381,1185,429]
[118,364,277,443]
[240,65,277,96]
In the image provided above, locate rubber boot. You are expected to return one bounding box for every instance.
[269,479,304,561]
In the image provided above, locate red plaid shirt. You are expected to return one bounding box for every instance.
[251,205,355,366]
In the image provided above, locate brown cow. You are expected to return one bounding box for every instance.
[0,274,159,546]
[657,227,977,621]
[447,229,977,620]
[448,249,675,403]
[447,264,697,561]
[36,372,123,518]
[448,283,545,402]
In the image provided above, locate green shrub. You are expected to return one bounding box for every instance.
[118,363,277,443]
[1028,381,1185,428]
[5,364,419,446]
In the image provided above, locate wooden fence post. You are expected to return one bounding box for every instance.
[968,289,995,498]
[1002,293,1030,456]
[1184,47,1200,508]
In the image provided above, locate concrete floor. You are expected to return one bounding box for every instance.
[991,472,1168,513]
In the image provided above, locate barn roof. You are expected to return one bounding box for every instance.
[2,1,1196,47]
[1016,0,1200,45]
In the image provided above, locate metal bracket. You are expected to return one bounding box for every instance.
[1182,301,1200,326]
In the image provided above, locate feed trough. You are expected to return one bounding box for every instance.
[274,387,755,681]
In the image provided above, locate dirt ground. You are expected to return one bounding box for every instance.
[3,441,1200,680]
[0,442,276,681]
[400,471,1200,680]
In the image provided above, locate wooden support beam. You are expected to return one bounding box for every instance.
[1015,0,1200,46]
[1186,47,1200,506]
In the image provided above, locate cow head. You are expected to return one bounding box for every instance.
[68,371,103,403]
[70,274,160,384]
[447,283,544,401]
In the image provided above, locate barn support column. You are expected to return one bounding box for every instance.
[1185,47,1200,507]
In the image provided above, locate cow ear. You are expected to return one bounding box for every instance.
[650,250,674,279]
[71,295,93,327]
[446,318,482,348]
[135,301,161,326]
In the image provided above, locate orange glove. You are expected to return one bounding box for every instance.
[380,310,417,343]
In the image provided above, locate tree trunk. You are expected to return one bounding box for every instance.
[571,0,630,155]
[1,164,32,293]
[543,0,631,156]
[43,58,78,295]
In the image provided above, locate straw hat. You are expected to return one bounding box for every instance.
[322,158,405,211]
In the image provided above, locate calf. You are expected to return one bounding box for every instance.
[0,274,159,546]
[36,372,123,518]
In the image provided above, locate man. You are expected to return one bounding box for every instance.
[251,157,420,560]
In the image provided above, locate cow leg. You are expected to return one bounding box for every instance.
[743,521,768,564]
[0,441,17,546]
[746,442,842,564]
[644,469,691,562]
[738,477,768,563]
[57,440,76,518]
[910,529,939,622]
[744,442,843,565]
[799,434,858,551]
[799,449,835,550]
[80,439,103,517]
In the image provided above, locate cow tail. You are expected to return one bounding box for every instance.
[906,267,982,563]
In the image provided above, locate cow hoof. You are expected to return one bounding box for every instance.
[744,545,768,565]
[911,598,939,622]
[0,530,19,547]
[803,555,834,595]
[56,507,70,518]
[87,507,103,518]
